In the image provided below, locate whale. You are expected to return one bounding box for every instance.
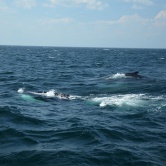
[18,88,70,101]
[28,91,70,100]
[54,92,70,99]
[125,71,144,78]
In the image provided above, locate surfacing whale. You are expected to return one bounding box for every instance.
[29,91,70,100]
[54,92,70,99]
[18,88,70,100]
[125,71,144,78]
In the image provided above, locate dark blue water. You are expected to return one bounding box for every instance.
[0,46,166,166]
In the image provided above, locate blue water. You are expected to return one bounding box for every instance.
[0,46,166,166]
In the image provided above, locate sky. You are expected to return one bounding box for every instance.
[0,0,166,48]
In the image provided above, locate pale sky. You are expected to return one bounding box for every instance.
[0,0,166,48]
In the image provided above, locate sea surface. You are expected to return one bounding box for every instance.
[0,46,166,166]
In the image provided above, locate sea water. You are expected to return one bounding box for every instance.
[0,46,166,166]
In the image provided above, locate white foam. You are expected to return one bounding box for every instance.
[29,89,56,98]
[28,91,45,96]
[68,95,83,100]
[90,94,146,107]
[18,88,24,93]
[107,73,126,79]
[28,89,78,100]
[45,90,56,97]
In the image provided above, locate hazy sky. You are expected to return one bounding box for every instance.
[0,0,166,48]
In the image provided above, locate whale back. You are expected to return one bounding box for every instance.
[125,71,144,78]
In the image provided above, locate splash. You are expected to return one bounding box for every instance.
[45,90,56,97]
[107,73,126,79]
[17,88,24,93]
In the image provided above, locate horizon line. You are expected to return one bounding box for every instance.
[0,44,166,50]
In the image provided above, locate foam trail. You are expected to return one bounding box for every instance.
[90,94,146,107]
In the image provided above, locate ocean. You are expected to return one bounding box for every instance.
[0,46,166,166]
